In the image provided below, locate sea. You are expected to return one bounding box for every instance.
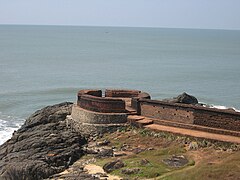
[0,25,240,144]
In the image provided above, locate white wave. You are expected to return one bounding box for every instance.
[0,114,23,145]
[211,105,228,110]
[232,108,240,113]
[209,104,240,112]
[0,125,18,145]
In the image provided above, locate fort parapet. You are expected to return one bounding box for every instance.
[70,89,240,143]
[70,89,150,136]
[139,99,240,132]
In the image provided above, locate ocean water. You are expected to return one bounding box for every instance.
[0,25,240,144]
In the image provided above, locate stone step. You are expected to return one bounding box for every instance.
[145,124,240,144]
[127,115,145,123]
[129,116,153,128]
[125,106,137,115]
[137,119,153,127]
[127,111,138,115]
[151,118,240,137]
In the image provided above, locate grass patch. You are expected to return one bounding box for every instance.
[92,127,239,179]
[161,151,240,180]
[106,156,170,179]
[95,146,194,179]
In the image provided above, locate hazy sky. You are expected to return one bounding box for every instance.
[0,0,240,30]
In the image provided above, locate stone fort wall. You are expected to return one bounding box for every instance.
[71,89,151,136]
[77,89,126,113]
[139,99,240,131]
[72,89,240,134]
[77,89,150,113]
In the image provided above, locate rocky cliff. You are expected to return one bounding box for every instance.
[0,102,87,180]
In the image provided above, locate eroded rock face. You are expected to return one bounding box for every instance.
[163,92,198,105]
[103,160,125,173]
[0,102,87,180]
[162,155,189,168]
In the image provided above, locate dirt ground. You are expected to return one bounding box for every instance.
[95,128,240,180]
[51,127,240,180]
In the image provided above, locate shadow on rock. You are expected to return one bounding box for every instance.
[0,102,87,180]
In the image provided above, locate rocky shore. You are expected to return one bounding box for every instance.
[0,102,87,180]
[0,99,239,180]
[0,102,128,180]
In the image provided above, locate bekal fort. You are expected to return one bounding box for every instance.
[0,89,239,179]
[70,89,240,143]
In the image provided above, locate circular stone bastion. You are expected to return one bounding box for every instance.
[69,89,150,136]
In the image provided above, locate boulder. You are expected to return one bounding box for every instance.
[163,92,198,105]
[0,102,87,180]
[162,155,189,168]
[97,148,113,158]
[103,159,124,173]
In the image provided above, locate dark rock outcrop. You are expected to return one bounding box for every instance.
[0,102,87,180]
[162,155,189,167]
[103,159,125,173]
[163,92,198,105]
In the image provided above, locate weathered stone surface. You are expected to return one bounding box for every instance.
[0,102,87,180]
[162,155,189,167]
[83,146,113,158]
[71,105,127,124]
[78,94,126,113]
[163,92,198,105]
[140,98,240,133]
[97,148,113,158]
[105,89,140,98]
[176,92,198,104]
[103,159,125,173]
[70,105,128,137]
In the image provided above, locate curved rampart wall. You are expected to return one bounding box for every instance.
[72,105,127,124]
[73,89,133,135]
[71,104,128,137]
[105,89,141,98]
[78,95,126,113]
[77,89,102,101]
[77,89,150,113]
[139,99,240,131]
[77,89,127,113]
[105,89,151,114]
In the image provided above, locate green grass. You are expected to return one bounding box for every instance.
[96,146,194,179]
[93,128,240,179]
[160,151,240,180]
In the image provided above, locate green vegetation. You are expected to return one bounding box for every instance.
[161,151,240,180]
[96,145,194,179]
[92,128,240,179]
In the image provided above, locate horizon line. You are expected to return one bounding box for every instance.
[0,23,239,31]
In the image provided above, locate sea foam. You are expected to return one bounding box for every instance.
[209,104,240,112]
[0,113,23,145]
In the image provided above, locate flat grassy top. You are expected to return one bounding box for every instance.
[94,128,240,180]
[162,149,240,180]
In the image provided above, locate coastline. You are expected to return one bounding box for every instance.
[1,100,240,146]
[0,101,239,179]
